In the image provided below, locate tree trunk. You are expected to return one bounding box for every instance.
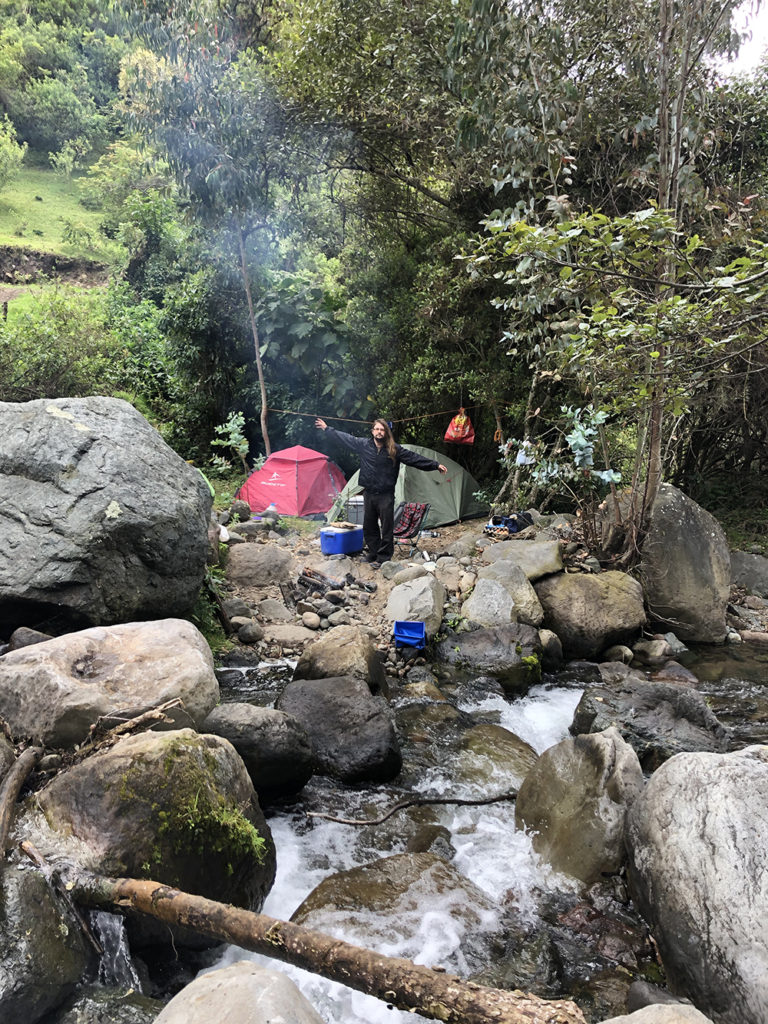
[236,218,271,457]
[493,370,540,510]
[69,872,586,1024]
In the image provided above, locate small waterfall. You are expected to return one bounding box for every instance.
[91,910,143,991]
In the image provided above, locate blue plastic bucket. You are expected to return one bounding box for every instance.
[393,621,426,649]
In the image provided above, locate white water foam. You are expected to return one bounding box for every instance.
[208,684,582,1023]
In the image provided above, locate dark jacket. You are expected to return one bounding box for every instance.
[324,428,440,493]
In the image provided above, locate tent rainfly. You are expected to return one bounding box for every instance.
[326,444,488,528]
[237,445,346,517]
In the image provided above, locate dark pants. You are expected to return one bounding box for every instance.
[363,490,395,561]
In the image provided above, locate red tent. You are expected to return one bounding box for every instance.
[237,445,347,517]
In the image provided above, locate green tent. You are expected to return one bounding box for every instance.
[326,444,489,528]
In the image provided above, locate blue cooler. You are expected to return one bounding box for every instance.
[320,526,364,555]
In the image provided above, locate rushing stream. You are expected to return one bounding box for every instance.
[53,643,767,1023]
[209,668,585,1023]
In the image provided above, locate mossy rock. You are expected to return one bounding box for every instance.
[38,729,276,948]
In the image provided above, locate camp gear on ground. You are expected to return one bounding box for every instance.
[393,502,431,558]
[483,512,535,538]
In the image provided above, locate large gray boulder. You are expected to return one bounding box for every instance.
[571,673,729,772]
[0,397,211,636]
[535,571,646,658]
[202,702,314,801]
[460,578,517,627]
[626,745,768,1024]
[435,624,543,693]
[277,676,401,783]
[601,1008,715,1023]
[154,963,325,1024]
[639,484,730,642]
[0,619,219,747]
[37,729,275,945]
[515,728,644,884]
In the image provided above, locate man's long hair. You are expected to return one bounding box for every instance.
[374,418,397,463]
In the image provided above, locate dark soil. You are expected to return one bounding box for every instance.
[0,244,107,301]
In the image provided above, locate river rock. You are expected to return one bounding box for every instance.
[480,539,563,579]
[292,852,500,977]
[257,598,293,621]
[730,550,768,598]
[638,484,730,643]
[293,624,387,695]
[534,571,646,659]
[461,578,517,627]
[0,397,211,637]
[600,1007,715,1023]
[446,532,483,558]
[457,722,538,789]
[46,986,163,1024]
[7,627,52,651]
[277,676,402,783]
[37,729,275,946]
[476,560,544,625]
[0,863,93,1021]
[226,542,295,586]
[385,575,446,637]
[391,564,429,585]
[153,962,325,1024]
[202,703,314,801]
[571,676,728,771]
[0,619,218,747]
[435,624,543,693]
[626,745,768,1024]
[515,728,644,884]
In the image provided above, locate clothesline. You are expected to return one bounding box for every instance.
[265,404,485,425]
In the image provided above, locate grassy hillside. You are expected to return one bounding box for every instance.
[0,167,120,265]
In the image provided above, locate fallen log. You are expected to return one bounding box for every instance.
[67,872,586,1024]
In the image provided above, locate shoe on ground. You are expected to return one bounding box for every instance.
[370,562,382,570]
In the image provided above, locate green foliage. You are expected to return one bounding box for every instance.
[0,286,126,400]
[466,206,768,457]
[0,0,125,155]
[48,135,91,176]
[190,567,233,658]
[210,410,250,475]
[0,115,26,194]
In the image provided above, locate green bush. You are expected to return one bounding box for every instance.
[0,115,26,195]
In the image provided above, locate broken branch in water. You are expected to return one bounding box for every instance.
[307,791,518,826]
[0,745,42,854]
